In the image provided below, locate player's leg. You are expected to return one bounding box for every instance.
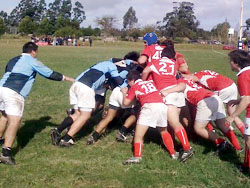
[116,114,136,142]
[123,124,149,165]
[167,105,191,152]
[87,107,118,144]
[0,111,8,144]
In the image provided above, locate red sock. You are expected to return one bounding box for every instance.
[207,123,214,131]
[134,143,143,157]
[226,130,241,150]
[161,131,176,155]
[174,126,190,151]
[215,138,225,145]
[243,142,250,168]
[236,123,245,136]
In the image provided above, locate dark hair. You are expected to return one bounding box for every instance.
[161,40,176,60]
[126,70,141,81]
[124,51,140,61]
[228,50,250,69]
[23,42,38,53]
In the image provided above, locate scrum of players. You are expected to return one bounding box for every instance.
[1,33,250,174]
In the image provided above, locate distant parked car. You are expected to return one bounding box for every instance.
[222,44,236,50]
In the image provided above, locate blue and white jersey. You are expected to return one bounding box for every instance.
[76,59,127,91]
[0,53,63,98]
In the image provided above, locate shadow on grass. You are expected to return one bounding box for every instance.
[13,116,57,156]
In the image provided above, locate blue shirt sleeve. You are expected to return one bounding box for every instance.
[30,59,53,78]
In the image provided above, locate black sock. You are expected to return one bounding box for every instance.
[62,134,73,142]
[92,131,100,141]
[2,147,11,157]
[57,116,73,133]
[119,125,128,135]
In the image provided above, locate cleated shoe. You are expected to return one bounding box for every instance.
[50,128,61,145]
[86,135,98,145]
[59,138,75,147]
[122,157,142,165]
[215,141,230,156]
[0,154,16,165]
[116,131,127,142]
[171,152,180,160]
[179,148,194,162]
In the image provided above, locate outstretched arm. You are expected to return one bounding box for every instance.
[142,66,151,81]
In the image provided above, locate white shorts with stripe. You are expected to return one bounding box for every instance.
[214,83,238,103]
[195,95,226,121]
[0,87,24,117]
[137,103,168,128]
[69,82,95,112]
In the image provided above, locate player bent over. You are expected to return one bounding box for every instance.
[122,71,180,165]
[0,42,74,165]
[161,78,241,154]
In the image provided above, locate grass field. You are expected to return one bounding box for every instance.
[0,39,249,188]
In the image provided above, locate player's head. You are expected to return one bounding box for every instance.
[126,70,141,86]
[161,41,176,60]
[228,50,250,71]
[124,51,140,61]
[143,32,158,46]
[23,42,38,57]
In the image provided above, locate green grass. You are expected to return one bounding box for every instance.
[0,40,250,188]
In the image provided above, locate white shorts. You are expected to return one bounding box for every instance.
[196,95,226,121]
[69,82,95,112]
[244,117,250,136]
[214,83,238,103]
[109,87,133,109]
[137,103,168,128]
[161,86,185,107]
[0,87,24,117]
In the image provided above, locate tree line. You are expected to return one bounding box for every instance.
[0,0,249,43]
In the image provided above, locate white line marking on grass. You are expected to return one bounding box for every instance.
[211,45,228,56]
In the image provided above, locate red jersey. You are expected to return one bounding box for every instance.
[149,57,178,90]
[237,67,250,117]
[194,70,233,91]
[141,44,165,63]
[126,79,163,106]
[179,78,213,105]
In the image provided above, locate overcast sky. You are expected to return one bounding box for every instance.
[0,0,249,31]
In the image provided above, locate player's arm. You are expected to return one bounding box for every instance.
[182,74,199,82]
[226,96,250,123]
[138,55,148,66]
[161,82,186,97]
[178,63,189,74]
[31,60,74,82]
[141,66,152,81]
[121,87,133,106]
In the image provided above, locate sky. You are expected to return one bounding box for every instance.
[0,0,249,32]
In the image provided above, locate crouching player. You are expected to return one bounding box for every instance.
[161,78,242,154]
[122,71,180,165]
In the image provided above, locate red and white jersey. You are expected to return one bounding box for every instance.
[141,44,165,63]
[179,78,213,105]
[149,57,178,90]
[194,70,233,91]
[126,79,163,106]
[237,67,250,118]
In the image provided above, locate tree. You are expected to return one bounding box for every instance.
[0,17,6,37]
[19,16,38,34]
[95,16,118,37]
[55,14,70,30]
[211,21,230,43]
[123,7,138,29]
[72,1,86,24]
[162,1,199,39]
[38,17,52,35]
[0,11,9,25]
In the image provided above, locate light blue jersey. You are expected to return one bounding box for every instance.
[0,53,63,98]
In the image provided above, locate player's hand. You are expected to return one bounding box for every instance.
[64,76,75,83]
[121,87,128,94]
[161,90,169,97]
[227,100,240,107]
[226,116,234,125]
